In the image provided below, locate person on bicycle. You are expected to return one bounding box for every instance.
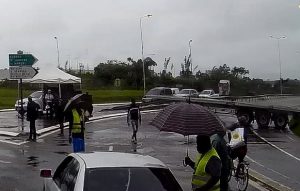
[127,98,141,143]
[185,135,221,191]
[228,116,251,144]
[211,132,231,191]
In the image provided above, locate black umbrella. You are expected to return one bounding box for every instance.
[150,102,225,159]
[64,93,93,115]
[150,102,224,136]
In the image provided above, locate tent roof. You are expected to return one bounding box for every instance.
[24,65,81,84]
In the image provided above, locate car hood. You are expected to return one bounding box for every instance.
[16,97,39,103]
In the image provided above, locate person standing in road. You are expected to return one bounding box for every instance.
[185,135,221,191]
[44,89,54,117]
[56,99,65,135]
[211,133,230,191]
[127,98,141,143]
[27,96,39,141]
[68,105,85,152]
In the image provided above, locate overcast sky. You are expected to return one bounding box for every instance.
[1,0,300,80]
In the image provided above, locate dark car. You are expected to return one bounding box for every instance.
[142,87,173,103]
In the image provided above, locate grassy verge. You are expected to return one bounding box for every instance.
[291,126,300,137]
[0,88,31,109]
[0,88,143,109]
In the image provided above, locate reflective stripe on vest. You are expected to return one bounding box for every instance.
[192,148,220,191]
[72,109,82,134]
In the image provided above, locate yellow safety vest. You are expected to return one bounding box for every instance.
[192,148,220,191]
[72,109,83,134]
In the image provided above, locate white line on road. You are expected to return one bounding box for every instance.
[0,159,11,164]
[286,135,295,142]
[252,130,300,162]
[108,146,113,151]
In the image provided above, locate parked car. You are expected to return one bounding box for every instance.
[15,91,44,113]
[40,152,183,191]
[170,88,180,95]
[198,89,217,98]
[175,89,199,98]
[142,87,173,103]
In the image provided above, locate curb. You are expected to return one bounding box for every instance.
[248,168,295,191]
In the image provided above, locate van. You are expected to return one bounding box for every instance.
[142,87,172,103]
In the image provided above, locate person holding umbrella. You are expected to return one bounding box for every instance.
[185,135,221,191]
[67,103,86,153]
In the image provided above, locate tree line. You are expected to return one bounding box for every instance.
[75,56,300,96]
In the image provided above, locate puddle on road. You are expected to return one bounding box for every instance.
[54,151,69,155]
[27,156,39,167]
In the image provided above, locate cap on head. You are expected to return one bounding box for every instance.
[48,89,51,93]
[28,96,32,101]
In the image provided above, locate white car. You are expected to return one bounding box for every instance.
[15,91,43,113]
[175,89,199,98]
[40,152,183,191]
[199,89,217,98]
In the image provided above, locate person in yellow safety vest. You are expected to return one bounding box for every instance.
[185,135,221,191]
[68,106,85,153]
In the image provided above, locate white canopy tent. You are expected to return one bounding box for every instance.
[23,65,81,98]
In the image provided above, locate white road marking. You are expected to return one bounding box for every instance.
[286,135,295,142]
[108,146,113,151]
[252,130,300,162]
[0,159,11,164]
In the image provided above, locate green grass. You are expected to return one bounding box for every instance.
[291,126,300,137]
[0,88,143,109]
[0,88,31,109]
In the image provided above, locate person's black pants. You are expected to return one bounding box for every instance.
[29,120,36,140]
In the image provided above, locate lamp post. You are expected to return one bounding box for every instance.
[54,37,60,68]
[269,35,286,95]
[140,14,152,95]
[189,40,192,74]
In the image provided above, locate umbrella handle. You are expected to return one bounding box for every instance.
[183,159,187,167]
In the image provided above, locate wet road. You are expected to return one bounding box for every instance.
[0,105,299,190]
[0,110,264,191]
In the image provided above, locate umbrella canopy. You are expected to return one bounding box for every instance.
[150,102,225,136]
[64,93,93,114]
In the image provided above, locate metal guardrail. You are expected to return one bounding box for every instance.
[217,94,295,102]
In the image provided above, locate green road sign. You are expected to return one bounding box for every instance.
[9,54,38,66]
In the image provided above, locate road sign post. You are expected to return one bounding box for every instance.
[9,52,38,119]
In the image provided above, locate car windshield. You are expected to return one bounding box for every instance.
[146,89,162,95]
[30,91,43,98]
[178,90,190,94]
[84,167,182,191]
[201,90,211,95]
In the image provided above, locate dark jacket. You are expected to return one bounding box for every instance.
[27,101,39,121]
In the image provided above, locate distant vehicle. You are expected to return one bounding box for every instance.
[142,87,173,103]
[40,152,183,191]
[199,89,217,98]
[171,88,180,95]
[15,91,43,114]
[175,89,199,98]
[219,80,230,96]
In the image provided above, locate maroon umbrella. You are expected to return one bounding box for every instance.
[150,102,225,161]
[150,102,225,136]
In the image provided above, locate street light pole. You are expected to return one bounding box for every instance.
[189,40,192,74]
[269,35,286,95]
[139,14,152,96]
[54,37,60,68]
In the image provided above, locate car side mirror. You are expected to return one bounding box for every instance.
[40,169,52,178]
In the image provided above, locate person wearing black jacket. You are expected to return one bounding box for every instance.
[127,99,141,143]
[27,96,39,141]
